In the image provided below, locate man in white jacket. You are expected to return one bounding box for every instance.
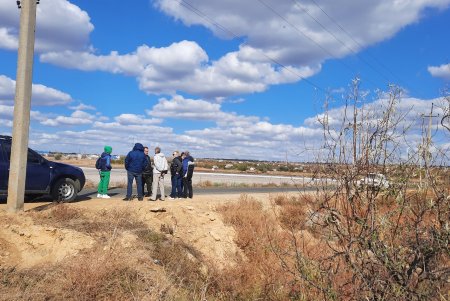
[149,146,168,201]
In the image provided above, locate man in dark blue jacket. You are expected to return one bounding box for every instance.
[124,143,147,201]
[182,151,195,198]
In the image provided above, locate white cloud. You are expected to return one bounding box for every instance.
[428,63,450,80]
[148,95,261,127]
[69,103,96,111]
[40,41,208,76]
[0,0,93,52]
[114,113,162,125]
[2,90,447,162]
[38,1,450,99]
[0,104,49,127]
[0,75,73,106]
[0,27,18,50]
[149,95,222,120]
[41,42,321,99]
[40,110,96,126]
[304,95,448,137]
[155,0,450,65]
[0,104,14,119]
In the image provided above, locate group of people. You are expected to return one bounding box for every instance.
[96,143,195,201]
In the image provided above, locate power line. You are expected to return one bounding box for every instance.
[304,0,420,96]
[177,0,328,93]
[256,0,360,81]
[290,0,394,84]
[256,0,394,92]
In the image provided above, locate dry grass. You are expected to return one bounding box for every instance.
[194,180,300,188]
[31,204,146,236]
[84,180,127,189]
[1,204,213,301]
[0,247,171,301]
[2,188,448,300]
[212,194,327,300]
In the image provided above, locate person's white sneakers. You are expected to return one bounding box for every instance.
[97,193,102,198]
[102,194,111,199]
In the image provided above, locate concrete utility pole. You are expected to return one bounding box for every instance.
[422,103,439,166]
[7,0,38,213]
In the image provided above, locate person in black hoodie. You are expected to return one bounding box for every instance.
[124,143,147,201]
[142,146,153,197]
[169,151,183,199]
[181,151,195,198]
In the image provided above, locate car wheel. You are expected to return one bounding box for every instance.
[51,178,77,202]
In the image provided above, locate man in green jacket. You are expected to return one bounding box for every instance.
[97,145,113,198]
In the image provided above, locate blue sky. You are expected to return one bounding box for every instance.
[0,0,449,160]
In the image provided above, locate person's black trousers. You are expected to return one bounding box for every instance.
[182,176,193,198]
[142,173,153,196]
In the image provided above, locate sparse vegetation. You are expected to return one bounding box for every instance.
[1,82,449,300]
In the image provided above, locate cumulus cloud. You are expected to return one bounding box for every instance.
[304,95,446,131]
[2,90,448,161]
[148,95,261,127]
[0,75,73,106]
[114,113,162,125]
[428,63,450,80]
[41,41,321,99]
[149,95,222,120]
[37,0,450,100]
[0,0,93,52]
[0,104,14,119]
[40,110,96,126]
[155,0,450,65]
[68,103,96,111]
[40,41,208,76]
[0,104,49,127]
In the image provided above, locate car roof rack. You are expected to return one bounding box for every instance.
[0,135,12,139]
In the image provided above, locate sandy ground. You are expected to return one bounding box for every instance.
[0,192,294,270]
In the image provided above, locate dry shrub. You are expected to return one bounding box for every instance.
[135,228,209,298]
[218,194,266,252]
[0,248,170,301]
[196,180,214,187]
[32,205,146,237]
[212,194,305,300]
[306,186,450,300]
[271,194,317,230]
[47,203,82,222]
[59,248,150,300]
[93,207,146,232]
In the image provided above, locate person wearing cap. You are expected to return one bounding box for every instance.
[97,145,113,199]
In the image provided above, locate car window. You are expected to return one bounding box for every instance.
[3,142,11,161]
[0,143,41,163]
[0,142,4,161]
[27,149,41,164]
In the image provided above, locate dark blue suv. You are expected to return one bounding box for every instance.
[0,135,85,201]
